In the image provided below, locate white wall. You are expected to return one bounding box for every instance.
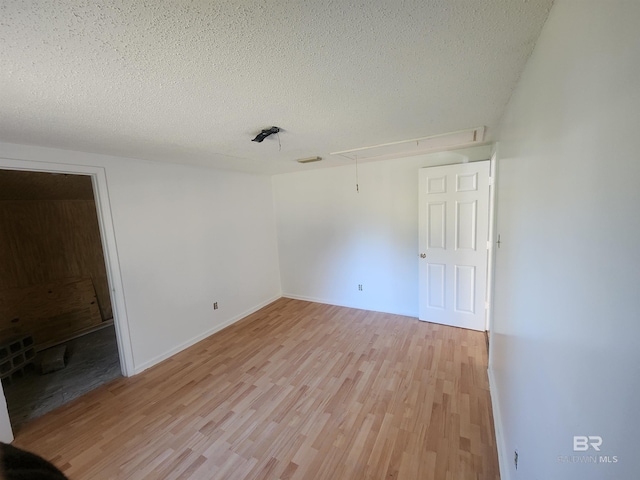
[0,142,282,373]
[0,393,11,443]
[273,146,491,317]
[490,1,640,478]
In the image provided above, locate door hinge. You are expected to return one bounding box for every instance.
[487,240,491,250]
[489,176,495,186]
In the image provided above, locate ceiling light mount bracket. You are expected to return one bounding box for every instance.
[252,126,281,143]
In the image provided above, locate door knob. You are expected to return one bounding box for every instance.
[420,253,426,258]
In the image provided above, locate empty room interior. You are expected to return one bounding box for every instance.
[0,1,638,479]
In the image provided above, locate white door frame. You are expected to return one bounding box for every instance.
[0,156,135,441]
[485,152,498,333]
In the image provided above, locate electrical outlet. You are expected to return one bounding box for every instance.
[358,284,363,291]
[514,449,518,470]
[213,302,218,310]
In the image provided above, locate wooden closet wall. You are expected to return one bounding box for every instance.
[0,171,112,350]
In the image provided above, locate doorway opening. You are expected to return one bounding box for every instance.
[0,169,121,431]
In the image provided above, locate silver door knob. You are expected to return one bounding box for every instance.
[420,253,426,258]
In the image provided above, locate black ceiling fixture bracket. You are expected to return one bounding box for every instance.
[252,126,280,143]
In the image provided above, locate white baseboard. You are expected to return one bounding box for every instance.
[133,294,281,375]
[282,293,418,318]
[488,366,510,480]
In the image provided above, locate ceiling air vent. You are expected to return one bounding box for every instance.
[330,127,485,161]
[296,156,322,164]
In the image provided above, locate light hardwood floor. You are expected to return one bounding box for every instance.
[13,298,500,479]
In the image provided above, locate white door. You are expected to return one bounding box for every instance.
[418,161,490,331]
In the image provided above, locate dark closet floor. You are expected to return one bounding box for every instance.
[3,325,121,432]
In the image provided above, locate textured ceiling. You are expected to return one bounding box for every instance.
[0,0,553,174]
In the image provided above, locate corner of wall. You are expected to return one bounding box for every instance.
[132,294,282,375]
[0,387,13,443]
[488,366,509,480]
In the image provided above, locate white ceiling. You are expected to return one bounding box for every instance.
[0,0,553,175]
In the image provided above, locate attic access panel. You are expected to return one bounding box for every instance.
[331,127,485,161]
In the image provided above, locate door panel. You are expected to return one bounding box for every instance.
[427,263,446,309]
[455,265,476,313]
[419,161,490,330]
[456,200,477,250]
[428,202,446,249]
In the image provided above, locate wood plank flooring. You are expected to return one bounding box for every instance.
[12,298,500,479]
